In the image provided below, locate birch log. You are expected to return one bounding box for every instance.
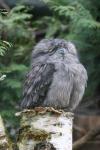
[0,115,12,150]
[16,107,73,150]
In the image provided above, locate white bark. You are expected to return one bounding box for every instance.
[16,107,73,150]
[0,115,12,150]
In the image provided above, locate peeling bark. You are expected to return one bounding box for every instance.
[16,107,73,150]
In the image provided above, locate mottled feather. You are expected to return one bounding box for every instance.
[21,63,55,108]
[21,39,88,111]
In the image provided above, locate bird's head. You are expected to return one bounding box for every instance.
[32,39,78,61]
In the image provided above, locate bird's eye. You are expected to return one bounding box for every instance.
[49,46,59,52]
[49,45,59,55]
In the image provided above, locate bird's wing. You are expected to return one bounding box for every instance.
[69,64,88,111]
[21,63,55,109]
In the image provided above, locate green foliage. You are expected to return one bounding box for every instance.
[0,5,34,125]
[0,40,12,56]
[43,0,100,38]
[0,28,12,81]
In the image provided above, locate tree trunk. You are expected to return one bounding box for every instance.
[16,107,73,150]
[0,115,12,150]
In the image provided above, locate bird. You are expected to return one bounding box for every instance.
[21,39,88,111]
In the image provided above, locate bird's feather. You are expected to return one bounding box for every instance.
[21,63,55,108]
[69,64,88,110]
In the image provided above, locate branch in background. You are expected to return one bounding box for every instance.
[0,0,10,11]
[73,124,86,135]
[73,126,100,150]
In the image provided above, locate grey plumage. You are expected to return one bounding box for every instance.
[21,39,88,111]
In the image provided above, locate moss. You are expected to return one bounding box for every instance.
[26,129,51,141]
[0,142,9,150]
[0,138,13,150]
[17,126,51,142]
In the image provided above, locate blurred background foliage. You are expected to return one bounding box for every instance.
[0,0,100,137]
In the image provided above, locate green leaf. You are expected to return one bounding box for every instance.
[5,79,21,89]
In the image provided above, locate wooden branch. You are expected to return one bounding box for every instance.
[73,126,100,150]
[16,107,74,150]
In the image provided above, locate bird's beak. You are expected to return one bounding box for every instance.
[59,48,66,55]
